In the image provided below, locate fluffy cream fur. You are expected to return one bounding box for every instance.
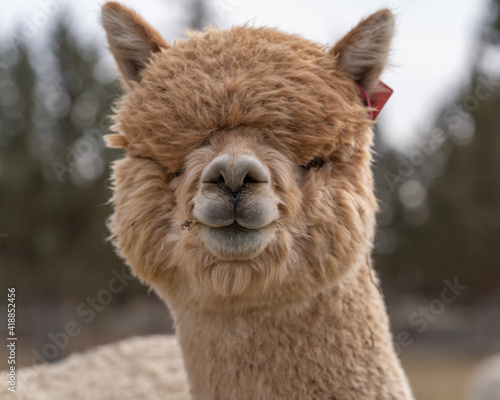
[0,336,188,400]
[102,4,412,399]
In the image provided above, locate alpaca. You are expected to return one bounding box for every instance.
[467,353,500,400]
[100,2,414,399]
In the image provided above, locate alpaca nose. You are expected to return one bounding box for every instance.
[201,154,270,206]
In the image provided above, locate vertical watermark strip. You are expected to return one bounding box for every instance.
[6,288,17,392]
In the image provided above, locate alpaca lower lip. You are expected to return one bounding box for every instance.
[207,222,263,238]
[199,223,274,260]
[215,222,255,232]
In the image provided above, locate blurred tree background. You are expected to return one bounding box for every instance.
[0,0,498,383]
[0,23,134,302]
[374,0,500,306]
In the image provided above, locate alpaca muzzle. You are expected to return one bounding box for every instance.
[192,153,281,260]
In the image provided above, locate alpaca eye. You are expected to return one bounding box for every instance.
[174,169,185,177]
[301,157,325,170]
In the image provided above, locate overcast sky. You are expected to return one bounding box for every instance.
[0,0,493,148]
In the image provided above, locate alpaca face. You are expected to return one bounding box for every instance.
[102,3,393,312]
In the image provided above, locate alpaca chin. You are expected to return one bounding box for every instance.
[180,229,290,299]
[204,261,281,297]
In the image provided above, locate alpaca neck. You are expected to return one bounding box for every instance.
[172,264,413,400]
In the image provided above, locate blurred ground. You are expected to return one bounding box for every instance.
[401,348,483,400]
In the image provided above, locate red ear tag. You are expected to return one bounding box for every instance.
[355,81,393,120]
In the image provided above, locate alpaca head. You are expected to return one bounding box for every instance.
[102,2,394,312]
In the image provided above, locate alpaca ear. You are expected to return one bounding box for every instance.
[101,2,168,85]
[331,9,394,95]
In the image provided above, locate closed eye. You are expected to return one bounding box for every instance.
[300,157,325,170]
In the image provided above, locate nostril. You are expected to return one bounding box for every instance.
[212,175,225,185]
[242,173,259,185]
